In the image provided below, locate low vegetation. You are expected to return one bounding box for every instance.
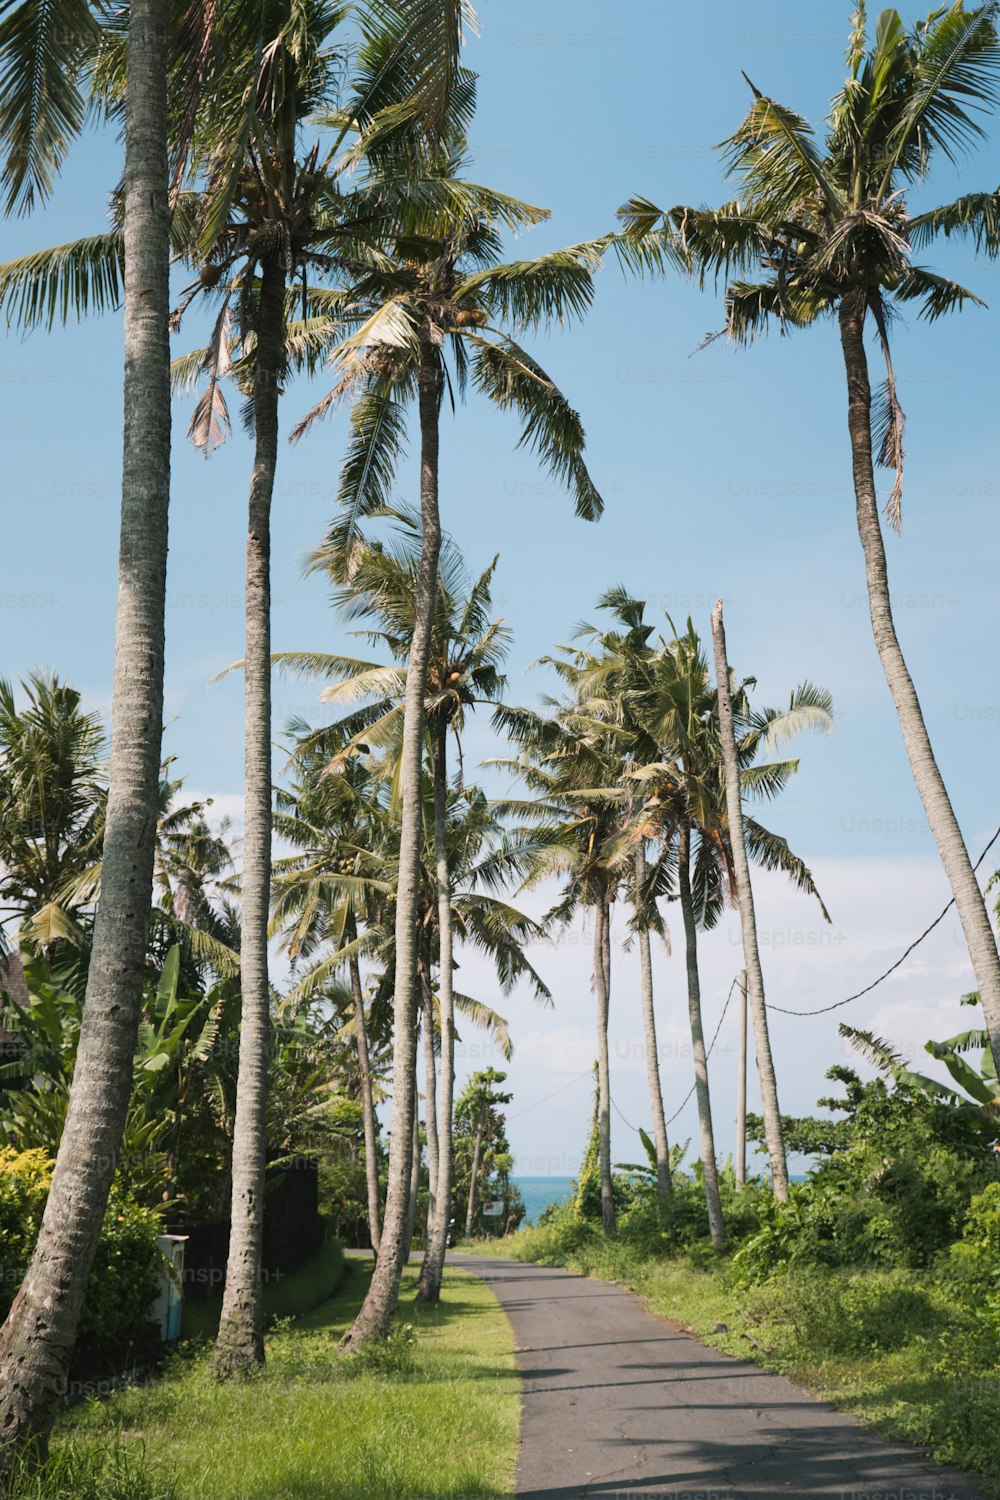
[23,1264,518,1500]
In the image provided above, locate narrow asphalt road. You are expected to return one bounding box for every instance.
[448,1252,984,1500]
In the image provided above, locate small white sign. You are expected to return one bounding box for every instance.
[482,1199,503,1216]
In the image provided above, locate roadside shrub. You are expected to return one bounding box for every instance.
[731,1089,1000,1283]
[0,1148,162,1353]
[740,1266,949,1358]
[945,1181,1000,1328]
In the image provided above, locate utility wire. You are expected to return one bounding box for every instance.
[509,827,1000,1128]
[507,1066,592,1121]
[611,976,740,1135]
[767,824,1000,1017]
[662,976,739,1128]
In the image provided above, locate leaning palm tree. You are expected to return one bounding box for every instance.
[293,143,602,1345]
[620,1,1000,1072]
[168,0,350,1375]
[0,0,172,1465]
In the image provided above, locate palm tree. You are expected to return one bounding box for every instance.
[165,0,349,1376]
[0,673,106,956]
[620,2,1000,1073]
[0,0,172,1463]
[709,599,833,1202]
[292,143,602,1344]
[560,590,677,1202]
[633,621,830,1235]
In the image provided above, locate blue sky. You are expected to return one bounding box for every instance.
[3,0,998,1177]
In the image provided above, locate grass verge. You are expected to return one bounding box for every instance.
[465,1222,1000,1495]
[44,1261,519,1500]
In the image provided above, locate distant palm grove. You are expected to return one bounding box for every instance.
[0,0,999,1494]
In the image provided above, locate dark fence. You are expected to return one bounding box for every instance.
[173,1157,325,1302]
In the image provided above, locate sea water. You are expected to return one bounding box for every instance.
[514,1176,576,1226]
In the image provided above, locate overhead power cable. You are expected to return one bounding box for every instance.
[767,824,1000,1017]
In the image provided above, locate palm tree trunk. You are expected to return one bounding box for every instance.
[420,966,439,1221]
[349,939,381,1256]
[464,1101,486,1237]
[418,717,454,1303]
[677,824,725,1246]
[401,1088,421,1264]
[635,845,671,1200]
[735,970,747,1191]
[839,299,1000,1073]
[0,0,172,1464]
[709,599,789,1201]
[344,336,442,1347]
[593,895,616,1235]
[213,254,285,1376]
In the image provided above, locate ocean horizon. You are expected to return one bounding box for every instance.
[513,1170,812,1227]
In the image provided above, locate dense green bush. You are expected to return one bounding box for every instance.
[732,1083,1000,1283]
[0,1148,162,1353]
[945,1181,1000,1329]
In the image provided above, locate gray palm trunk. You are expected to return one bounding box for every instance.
[464,1100,486,1237]
[213,254,285,1375]
[839,298,1000,1073]
[349,943,382,1255]
[735,970,748,1190]
[344,338,442,1346]
[418,718,455,1301]
[676,823,726,1246]
[709,600,789,1202]
[400,1089,422,1264]
[635,845,671,1200]
[0,0,172,1464]
[420,972,440,1220]
[593,894,616,1235]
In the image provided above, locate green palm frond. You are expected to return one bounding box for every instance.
[724,81,841,212]
[457,241,601,327]
[882,2,1000,181]
[909,189,1000,250]
[0,232,123,330]
[893,264,986,320]
[0,0,99,214]
[469,334,603,521]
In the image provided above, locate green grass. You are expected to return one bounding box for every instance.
[467,1221,1000,1495]
[52,1261,519,1500]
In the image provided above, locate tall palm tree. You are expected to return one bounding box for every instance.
[633,621,830,1234]
[561,590,677,1202]
[293,144,602,1344]
[0,0,172,1464]
[710,600,832,1202]
[166,0,348,1375]
[620,2,1000,1072]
